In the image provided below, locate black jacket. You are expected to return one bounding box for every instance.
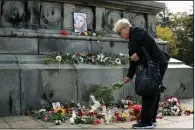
[127,27,170,79]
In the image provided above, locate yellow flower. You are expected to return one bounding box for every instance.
[84,32,88,36]
[54,106,65,115]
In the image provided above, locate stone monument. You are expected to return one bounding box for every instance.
[0,0,192,117]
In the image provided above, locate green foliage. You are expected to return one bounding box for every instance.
[157,9,193,66]
[156,26,178,57]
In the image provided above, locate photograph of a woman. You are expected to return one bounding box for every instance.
[74,12,87,33]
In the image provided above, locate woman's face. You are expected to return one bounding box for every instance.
[75,15,85,28]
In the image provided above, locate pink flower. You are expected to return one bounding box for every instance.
[43,116,48,121]
[132,105,142,111]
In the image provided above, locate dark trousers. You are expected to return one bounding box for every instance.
[140,63,168,125]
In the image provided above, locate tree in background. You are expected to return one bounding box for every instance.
[156,26,178,57]
[156,7,193,66]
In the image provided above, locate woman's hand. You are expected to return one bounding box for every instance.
[130,53,140,61]
[124,77,131,83]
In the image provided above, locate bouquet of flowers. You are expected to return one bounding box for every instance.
[158,96,182,116]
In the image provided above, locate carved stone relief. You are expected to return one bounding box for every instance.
[148,15,157,37]
[104,10,122,31]
[40,2,62,29]
[133,14,146,28]
[123,11,136,26]
[2,1,25,23]
[79,8,94,30]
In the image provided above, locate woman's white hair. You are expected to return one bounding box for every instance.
[113,18,132,32]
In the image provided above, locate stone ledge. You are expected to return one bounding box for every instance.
[0,29,167,44]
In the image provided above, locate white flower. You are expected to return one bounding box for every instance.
[80,57,84,63]
[72,55,76,58]
[167,99,173,102]
[56,56,62,62]
[97,55,101,60]
[173,98,178,102]
[121,100,125,104]
[39,109,46,112]
[115,58,121,65]
[92,33,96,36]
[69,117,75,124]
[103,57,109,62]
[119,53,124,56]
[97,40,100,42]
[173,105,178,110]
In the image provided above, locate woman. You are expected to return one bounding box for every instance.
[74,13,87,33]
[113,18,170,129]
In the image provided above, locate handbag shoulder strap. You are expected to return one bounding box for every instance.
[142,46,152,62]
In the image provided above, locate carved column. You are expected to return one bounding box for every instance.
[147,14,157,37]
[2,1,25,27]
[27,1,40,28]
[95,7,105,32]
[63,3,75,30]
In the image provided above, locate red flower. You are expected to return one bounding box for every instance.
[61,30,68,36]
[95,119,102,124]
[76,53,80,56]
[156,115,163,119]
[23,112,28,116]
[88,53,92,57]
[130,117,135,121]
[78,110,83,117]
[132,105,142,111]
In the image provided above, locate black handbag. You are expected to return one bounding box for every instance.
[135,46,166,96]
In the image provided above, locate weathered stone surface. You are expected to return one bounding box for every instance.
[16,55,44,64]
[63,4,75,30]
[95,7,105,31]
[78,124,120,128]
[0,118,4,123]
[39,39,92,54]
[27,1,40,29]
[75,64,124,104]
[91,41,128,54]
[8,120,44,128]
[0,64,20,117]
[0,55,17,64]
[0,122,11,128]
[20,64,77,113]
[161,65,193,100]
[1,1,25,27]
[0,38,38,54]
[3,116,32,122]
[40,2,62,29]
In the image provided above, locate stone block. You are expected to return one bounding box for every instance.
[8,120,43,128]
[20,64,77,113]
[27,1,41,29]
[92,41,128,54]
[75,64,124,104]
[63,4,75,30]
[0,37,38,54]
[95,7,105,31]
[0,64,20,117]
[39,39,92,54]
[0,122,10,128]
[0,55,17,64]
[3,116,32,122]
[16,55,44,64]
[161,65,193,100]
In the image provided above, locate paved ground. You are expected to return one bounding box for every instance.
[0,99,193,129]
